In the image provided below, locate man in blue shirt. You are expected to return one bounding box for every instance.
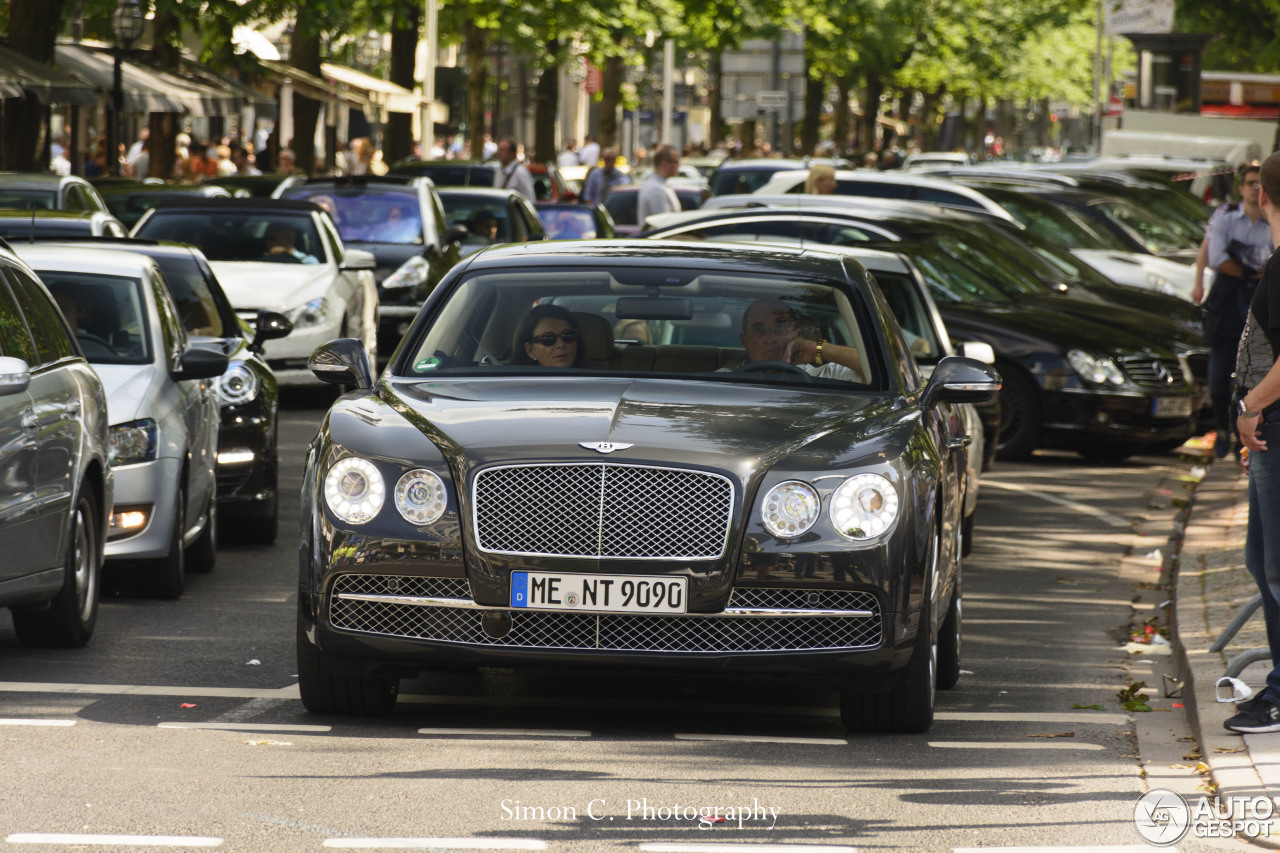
[580,148,630,206]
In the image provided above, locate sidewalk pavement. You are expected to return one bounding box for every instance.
[1174,445,1280,831]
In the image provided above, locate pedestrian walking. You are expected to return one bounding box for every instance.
[493,138,536,202]
[580,148,630,205]
[635,144,681,228]
[1225,150,1280,734]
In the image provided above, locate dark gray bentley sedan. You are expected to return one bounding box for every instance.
[298,240,1000,732]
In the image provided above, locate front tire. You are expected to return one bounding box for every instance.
[297,612,398,715]
[13,489,100,648]
[996,367,1041,461]
[140,487,185,599]
[187,493,217,573]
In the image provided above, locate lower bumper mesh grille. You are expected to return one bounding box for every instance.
[327,574,882,653]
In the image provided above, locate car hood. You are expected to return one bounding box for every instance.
[208,261,334,312]
[343,242,423,283]
[1070,249,1195,300]
[938,301,1175,357]
[1014,292,1201,349]
[92,363,157,425]
[378,376,892,476]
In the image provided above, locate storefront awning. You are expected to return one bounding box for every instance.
[178,58,278,119]
[320,62,425,114]
[0,44,98,105]
[258,59,371,110]
[55,43,241,116]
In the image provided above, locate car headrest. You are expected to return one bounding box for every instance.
[573,312,615,364]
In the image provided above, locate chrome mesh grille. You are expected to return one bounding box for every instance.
[328,574,882,652]
[473,464,734,560]
[1119,356,1182,387]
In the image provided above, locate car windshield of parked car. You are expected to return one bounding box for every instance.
[39,271,152,364]
[903,243,1018,306]
[440,197,514,246]
[401,266,884,389]
[149,255,226,337]
[134,211,327,264]
[0,189,58,210]
[280,186,423,246]
[982,192,1133,252]
[1087,198,1199,254]
[538,207,597,239]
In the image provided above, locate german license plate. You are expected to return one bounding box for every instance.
[1152,396,1193,418]
[510,572,687,614]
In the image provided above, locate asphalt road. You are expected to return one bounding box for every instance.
[0,390,1217,852]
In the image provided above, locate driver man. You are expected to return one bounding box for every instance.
[262,223,319,263]
[737,298,863,380]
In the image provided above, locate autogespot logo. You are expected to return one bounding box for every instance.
[1134,789,1191,845]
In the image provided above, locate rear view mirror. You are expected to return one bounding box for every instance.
[342,249,377,271]
[616,296,694,321]
[922,356,1001,409]
[173,346,229,382]
[309,338,373,391]
[0,356,31,396]
[444,224,469,244]
[251,309,293,353]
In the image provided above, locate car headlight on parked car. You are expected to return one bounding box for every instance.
[1146,271,1178,297]
[292,296,329,329]
[109,418,158,466]
[761,480,820,538]
[383,256,430,290]
[829,473,899,541]
[324,457,385,524]
[213,362,259,406]
[394,469,448,524]
[1066,349,1125,385]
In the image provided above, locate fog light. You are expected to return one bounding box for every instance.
[108,506,151,540]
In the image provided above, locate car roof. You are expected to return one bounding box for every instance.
[140,197,324,213]
[0,171,84,189]
[35,236,202,257]
[13,242,159,274]
[437,187,524,199]
[0,208,101,221]
[693,193,1017,226]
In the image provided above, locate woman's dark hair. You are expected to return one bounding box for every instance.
[512,304,584,366]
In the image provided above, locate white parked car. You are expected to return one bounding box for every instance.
[131,198,378,384]
[750,169,1018,223]
[16,245,226,599]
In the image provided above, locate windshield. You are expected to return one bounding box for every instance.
[134,211,327,264]
[39,271,152,365]
[0,189,58,210]
[400,265,885,390]
[280,186,423,245]
[984,192,1133,252]
[538,207,599,239]
[902,244,1017,305]
[1089,199,1200,254]
[150,255,228,337]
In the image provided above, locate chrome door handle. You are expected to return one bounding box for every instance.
[65,399,81,419]
[947,434,972,449]
[21,409,37,431]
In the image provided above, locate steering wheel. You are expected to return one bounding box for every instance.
[75,331,115,359]
[733,360,813,381]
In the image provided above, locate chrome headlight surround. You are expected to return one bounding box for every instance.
[324,456,385,524]
[1066,349,1125,385]
[829,473,900,541]
[394,468,448,525]
[761,480,821,538]
[109,418,158,466]
[291,296,329,329]
[212,362,259,407]
[382,256,430,290]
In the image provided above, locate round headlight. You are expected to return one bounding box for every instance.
[829,473,899,541]
[761,480,820,538]
[324,457,385,524]
[213,362,259,406]
[394,469,448,525]
[1067,349,1125,385]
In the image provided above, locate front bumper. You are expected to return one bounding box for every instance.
[1041,387,1198,448]
[215,404,275,515]
[105,457,179,561]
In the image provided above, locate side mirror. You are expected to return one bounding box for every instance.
[922,356,1001,409]
[341,249,378,271]
[308,338,373,390]
[251,309,293,353]
[444,224,469,245]
[0,356,31,396]
[173,346,230,382]
[956,341,995,365]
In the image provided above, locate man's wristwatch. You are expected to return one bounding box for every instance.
[1238,399,1262,418]
[814,339,826,366]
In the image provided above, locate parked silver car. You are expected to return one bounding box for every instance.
[16,245,226,599]
[0,242,113,645]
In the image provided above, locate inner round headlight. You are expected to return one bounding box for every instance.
[761,480,820,538]
[829,473,899,541]
[213,362,259,407]
[324,457,385,524]
[394,469,448,525]
[1067,349,1125,385]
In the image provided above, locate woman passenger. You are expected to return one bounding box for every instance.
[513,305,585,368]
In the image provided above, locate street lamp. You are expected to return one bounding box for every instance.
[355,30,382,71]
[109,0,144,176]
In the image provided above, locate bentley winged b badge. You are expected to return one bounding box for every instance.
[579,441,634,454]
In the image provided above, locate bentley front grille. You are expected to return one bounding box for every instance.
[328,574,883,653]
[473,463,734,560]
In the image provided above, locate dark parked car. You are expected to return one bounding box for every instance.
[603,183,706,236]
[707,157,852,197]
[202,174,287,198]
[0,172,110,214]
[0,208,128,240]
[90,180,230,229]
[390,159,496,187]
[536,201,617,240]
[0,240,113,646]
[46,238,292,543]
[436,187,547,256]
[274,175,465,355]
[296,240,1000,732]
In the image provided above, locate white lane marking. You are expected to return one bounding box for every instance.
[934,712,1128,725]
[929,741,1105,750]
[640,840,860,845]
[418,728,590,737]
[5,834,221,846]
[0,719,75,726]
[954,848,1161,852]
[981,480,1130,527]
[324,840,547,850]
[158,722,331,732]
[0,682,299,699]
[675,733,848,745]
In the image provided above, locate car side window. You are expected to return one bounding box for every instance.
[150,269,187,366]
[64,185,88,211]
[0,270,39,364]
[916,187,983,210]
[4,266,75,365]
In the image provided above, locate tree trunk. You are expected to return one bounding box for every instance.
[149,112,176,181]
[707,51,723,150]
[833,76,852,156]
[598,54,625,150]
[861,75,884,152]
[384,13,421,165]
[464,22,488,160]
[920,87,942,151]
[4,0,67,171]
[291,32,324,176]
[800,61,822,157]
[533,40,560,163]
[738,119,757,155]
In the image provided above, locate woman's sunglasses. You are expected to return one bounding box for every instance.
[529,330,579,346]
